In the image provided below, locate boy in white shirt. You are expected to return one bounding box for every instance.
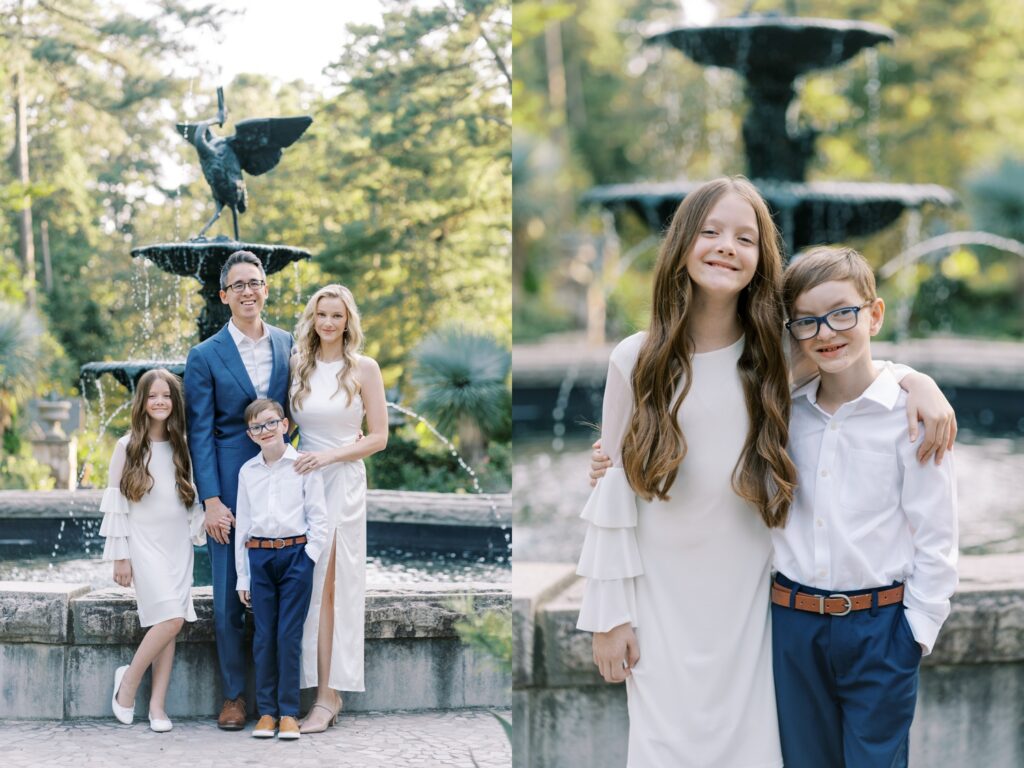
[235,398,328,740]
[773,246,958,768]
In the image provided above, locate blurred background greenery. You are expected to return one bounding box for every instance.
[512,0,1024,343]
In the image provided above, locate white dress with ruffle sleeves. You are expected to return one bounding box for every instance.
[99,435,203,627]
[576,333,782,768]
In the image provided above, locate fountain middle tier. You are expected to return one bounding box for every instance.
[583,178,956,254]
[131,238,310,341]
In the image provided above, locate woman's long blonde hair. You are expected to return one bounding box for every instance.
[291,284,364,412]
[621,176,796,528]
[120,368,196,507]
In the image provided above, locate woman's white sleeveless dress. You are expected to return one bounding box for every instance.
[576,333,782,768]
[292,359,368,691]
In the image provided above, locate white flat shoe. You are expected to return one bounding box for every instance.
[148,713,173,733]
[111,665,134,725]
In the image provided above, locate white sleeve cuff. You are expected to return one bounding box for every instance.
[576,578,638,633]
[102,537,130,561]
[188,504,207,546]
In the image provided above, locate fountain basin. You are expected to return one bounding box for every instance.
[0,580,510,719]
[647,16,895,83]
[0,489,512,561]
[583,179,956,252]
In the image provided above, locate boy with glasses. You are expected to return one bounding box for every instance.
[773,245,958,768]
[234,398,328,740]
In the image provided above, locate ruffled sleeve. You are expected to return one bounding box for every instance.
[576,338,644,633]
[99,437,131,562]
[188,502,207,546]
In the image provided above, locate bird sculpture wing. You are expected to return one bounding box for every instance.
[227,116,313,176]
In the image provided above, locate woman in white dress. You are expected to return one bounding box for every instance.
[100,368,204,732]
[288,284,388,733]
[579,177,957,767]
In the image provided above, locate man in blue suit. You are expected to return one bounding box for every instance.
[184,250,293,730]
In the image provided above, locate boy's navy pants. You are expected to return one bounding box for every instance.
[772,573,922,768]
[249,542,315,718]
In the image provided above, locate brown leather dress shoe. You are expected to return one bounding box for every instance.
[278,716,300,740]
[217,697,247,730]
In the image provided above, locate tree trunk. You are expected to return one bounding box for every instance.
[456,415,487,469]
[13,67,36,308]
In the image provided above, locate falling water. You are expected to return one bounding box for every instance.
[864,49,883,176]
[894,209,923,341]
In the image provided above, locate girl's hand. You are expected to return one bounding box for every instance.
[902,372,957,464]
[237,590,251,607]
[593,622,640,683]
[294,450,331,475]
[113,559,132,588]
[589,440,612,487]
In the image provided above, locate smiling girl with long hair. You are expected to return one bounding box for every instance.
[100,368,204,732]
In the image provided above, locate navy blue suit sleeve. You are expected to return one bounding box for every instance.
[185,345,221,505]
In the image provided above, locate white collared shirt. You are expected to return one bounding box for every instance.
[227,318,273,398]
[772,365,959,654]
[234,444,329,591]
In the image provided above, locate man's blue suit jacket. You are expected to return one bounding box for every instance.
[184,322,293,511]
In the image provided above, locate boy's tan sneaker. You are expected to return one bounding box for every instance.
[252,715,278,738]
[278,716,300,740]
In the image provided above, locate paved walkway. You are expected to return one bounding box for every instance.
[0,708,511,767]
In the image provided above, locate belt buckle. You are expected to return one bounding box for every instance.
[826,593,852,616]
[273,538,286,549]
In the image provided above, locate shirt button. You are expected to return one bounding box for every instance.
[816,519,824,528]
[820,469,829,478]
[818,569,827,578]
[830,423,839,431]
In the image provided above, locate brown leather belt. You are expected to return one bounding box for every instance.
[771,581,904,616]
[245,535,307,550]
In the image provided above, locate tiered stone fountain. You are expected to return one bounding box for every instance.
[583,14,956,252]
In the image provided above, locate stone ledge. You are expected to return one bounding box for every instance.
[512,562,578,688]
[0,488,512,527]
[62,583,509,645]
[513,555,1024,690]
[0,582,91,643]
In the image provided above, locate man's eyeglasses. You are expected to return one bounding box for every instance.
[224,279,266,293]
[246,418,283,435]
[785,301,874,341]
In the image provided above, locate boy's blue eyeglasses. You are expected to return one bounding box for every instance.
[247,418,283,435]
[785,301,874,341]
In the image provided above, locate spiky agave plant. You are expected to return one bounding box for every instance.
[410,327,510,467]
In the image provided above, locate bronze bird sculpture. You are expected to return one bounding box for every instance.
[176,87,312,241]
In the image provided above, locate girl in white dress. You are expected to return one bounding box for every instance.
[288,284,388,733]
[580,177,958,767]
[100,368,204,732]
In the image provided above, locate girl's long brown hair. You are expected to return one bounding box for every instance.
[621,176,796,528]
[120,369,196,507]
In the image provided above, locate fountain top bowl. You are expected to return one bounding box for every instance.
[131,238,311,282]
[646,15,896,83]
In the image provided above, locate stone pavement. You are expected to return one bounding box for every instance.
[0,708,511,767]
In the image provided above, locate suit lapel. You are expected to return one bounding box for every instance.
[211,324,258,401]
